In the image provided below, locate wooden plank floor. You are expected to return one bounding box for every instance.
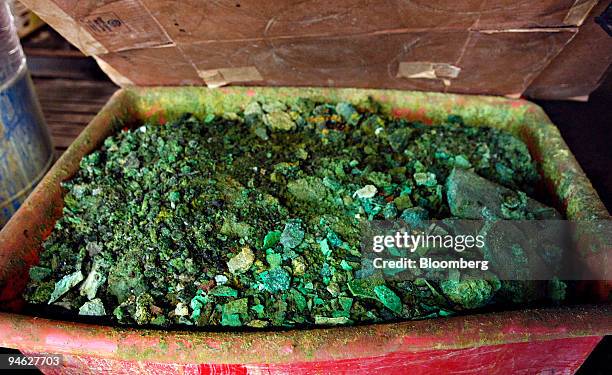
[32,78,117,157]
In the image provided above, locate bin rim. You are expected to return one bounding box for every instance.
[0,304,610,365]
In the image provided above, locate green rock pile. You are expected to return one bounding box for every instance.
[24,99,562,328]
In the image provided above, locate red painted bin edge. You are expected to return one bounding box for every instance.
[0,304,610,365]
[21,336,605,375]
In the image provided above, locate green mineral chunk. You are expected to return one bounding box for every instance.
[107,252,146,304]
[168,191,180,203]
[260,267,291,293]
[280,220,304,249]
[227,246,255,275]
[290,289,307,312]
[335,102,360,126]
[400,207,429,226]
[347,278,384,299]
[340,260,353,271]
[548,278,566,302]
[264,111,296,132]
[315,316,351,325]
[287,177,331,206]
[28,282,54,304]
[319,239,332,258]
[251,304,265,317]
[247,319,269,328]
[373,285,403,314]
[48,271,84,304]
[210,285,238,297]
[221,313,242,327]
[244,101,263,118]
[151,316,168,326]
[223,298,249,315]
[394,195,413,210]
[262,101,287,113]
[80,258,108,300]
[338,296,353,312]
[28,266,51,282]
[414,172,437,187]
[446,168,561,220]
[190,293,209,320]
[220,216,253,238]
[266,252,282,268]
[78,298,106,316]
[134,293,154,324]
[263,230,282,249]
[453,155,471,169]
[388,128,414,152]
[440,279,492,309]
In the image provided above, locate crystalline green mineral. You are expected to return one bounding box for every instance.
[210,285,238,298]
[260,267,291,293]
[373,285,403,314]
[227,246,254,275]
[223,298,249,315]
[315,316,351,325]
[266,252,282,268]
[335,102,360,126]
[264,111,296,132]
[48,271,83,304]
[221,313,242,326]
[190,293,208,320]
[414,172,437,187]
[319,239,332,258]
[290,289,307,312]
[134,293,154,324]
[446,168,560,220]
[79,298,106,316]
[28,266,51,282]
[280,220,304,250]
[80,258,107,300]
[440,279,493,309]
[348,278,384,300]
[263,231,281,249]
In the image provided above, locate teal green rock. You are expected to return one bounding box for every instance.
[446,168,560,220]
[260,267,291,293]
[280,220,304,249]
[348,278,384,300]
[48,271,83,304]
[28,266,51,282]
[209,285,238,298]
[79,298,106,316]
[263,231,282,249]
[440,279,493,309]
[373,285,403,314]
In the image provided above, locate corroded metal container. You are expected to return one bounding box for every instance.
[0,87,609,374]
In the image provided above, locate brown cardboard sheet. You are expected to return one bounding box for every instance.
[18,0,609,98]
